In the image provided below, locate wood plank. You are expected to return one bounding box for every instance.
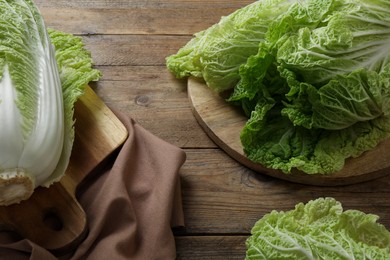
[81,35,190,66]
[175,235,247,260]
[36,0,255,36]
[35,0,254,9]
[39,8,246,35]
[180,149,390,233]
[92,66,215,148]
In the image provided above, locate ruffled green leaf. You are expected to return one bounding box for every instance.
[246,198,390,259]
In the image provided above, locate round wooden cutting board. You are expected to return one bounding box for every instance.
[188,77,390,186]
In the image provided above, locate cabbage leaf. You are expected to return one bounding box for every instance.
[46,28,102,185]
[166,0,294,92]
[246,197,390,259]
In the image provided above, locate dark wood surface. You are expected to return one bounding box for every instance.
[35,1,390,258]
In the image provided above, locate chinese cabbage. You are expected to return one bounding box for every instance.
[0,0,101,205]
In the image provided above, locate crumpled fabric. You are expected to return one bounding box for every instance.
[0,110,186,259]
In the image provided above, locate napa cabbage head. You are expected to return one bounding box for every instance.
[246,197,390,259]
[167,0,390,174]
[0,0,101,205]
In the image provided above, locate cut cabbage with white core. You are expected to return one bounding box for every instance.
[0,0,101,205]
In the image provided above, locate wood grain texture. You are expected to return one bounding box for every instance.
[81,35,188,66]
[35,0,254,36]
[39,8,243,35]
[188,77,390,186]
[180,149,390,233]
[175,235,247,260]
[35,0,254,8]
[0,87,127,254]
[94,66,215,148]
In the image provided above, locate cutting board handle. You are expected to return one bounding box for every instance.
[0,182,87,255]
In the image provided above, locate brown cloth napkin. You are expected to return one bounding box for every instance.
[0,110,186,259]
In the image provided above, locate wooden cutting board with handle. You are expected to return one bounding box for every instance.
[0,86,128,255]
[188,77,390,186]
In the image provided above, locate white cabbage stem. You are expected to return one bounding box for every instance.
[0,0,65,205]
[0,46,64,205]
[0,170,35,206]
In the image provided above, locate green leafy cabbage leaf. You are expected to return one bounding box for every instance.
[246,197,390,259]
[45,28,102,185]
[166,0,294,92]
[167,0,390,174]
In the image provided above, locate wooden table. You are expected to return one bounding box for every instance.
[36,0,390,258]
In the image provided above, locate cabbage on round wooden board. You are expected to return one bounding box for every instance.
[167,0,390,175]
